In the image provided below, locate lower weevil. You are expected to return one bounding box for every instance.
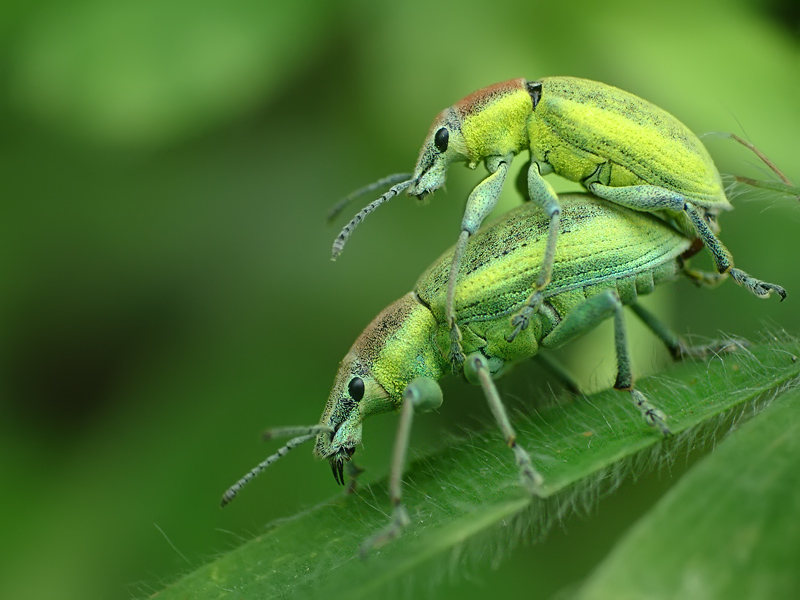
[227,192,743,553]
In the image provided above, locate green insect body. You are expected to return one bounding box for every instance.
[331,76,785,368]
[321,193,688,466]
[411,77,726,218]
[226,193,733,551]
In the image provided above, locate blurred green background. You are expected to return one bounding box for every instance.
[0,0,797,599]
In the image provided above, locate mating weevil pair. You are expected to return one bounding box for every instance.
[222,76,787,553]
[330,76,785,368]
[223,193,742,551]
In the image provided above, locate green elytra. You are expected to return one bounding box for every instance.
[331,76,785,368]
[225,193,739,552]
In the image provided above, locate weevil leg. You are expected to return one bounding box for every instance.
[464,352,543,493]
[344,460,365,495]
[446,155,513,370]
[534,351,581,394]
[542,290,669,434]
[446,231,470,369]
[360,392,413,557]
[610,296,670,435]
[587,182,787,301]
[360,378,442,556]
[682,203,785,299]
[629,302,745,361]
[508,161,561,341]
[728,267,786,301]
[681,264,729,288]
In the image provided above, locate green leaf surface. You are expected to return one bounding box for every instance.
[151,337,800,600]
[576,365,800,600]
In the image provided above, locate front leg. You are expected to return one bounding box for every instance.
[344,460,365,495]
[360,378,443,557]
[464,353,543,493]
[507,161,562,341]
[446,155,512,370]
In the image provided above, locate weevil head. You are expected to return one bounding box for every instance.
[313,350,388,484]
[314,292,444,484]
[408,108,469,199]
[408,78,532,200]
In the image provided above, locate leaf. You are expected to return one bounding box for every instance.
[150,336,800,600]
[575,363,800,600]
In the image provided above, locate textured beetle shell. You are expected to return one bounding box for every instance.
[415,194,692,361]
[531,77,730,212]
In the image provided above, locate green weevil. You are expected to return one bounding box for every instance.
[329,76,784,367]
[224,192,737,552]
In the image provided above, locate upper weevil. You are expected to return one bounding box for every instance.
[329,76,785,367]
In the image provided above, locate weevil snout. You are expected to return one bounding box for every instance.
[314,376,366,485]
[315,416,361,452]
[318,425,360,485]
[408,151,446,199]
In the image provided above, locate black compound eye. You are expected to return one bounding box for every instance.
[348,377,365,402]
[433,127,449,152]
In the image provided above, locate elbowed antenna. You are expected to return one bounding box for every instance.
[327,173,413,223]
[331,178,415,260]
[220,425,333,507]
[261,425,333,441]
